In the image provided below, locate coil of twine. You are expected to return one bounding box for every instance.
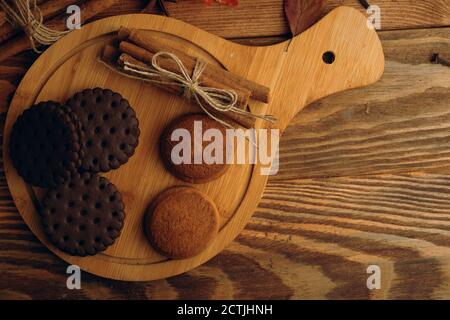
[0,0,69,52]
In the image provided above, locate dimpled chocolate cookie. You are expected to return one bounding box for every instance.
[40,172,125,256]
[145,186,219,259]
[66,88,140,173]
[160,113,230,184]
[9,101,84,188]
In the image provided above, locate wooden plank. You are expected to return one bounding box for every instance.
[1,172,450,299]
[2,8,385,281]
[164,0,450,38]
[4,0,442,40]
[276,28,450,180]
[380,27,450,64]
[0,18,450,298]
[94,0,150,17]
[1,1,448,71]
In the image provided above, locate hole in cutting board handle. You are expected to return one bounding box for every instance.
[322,51,336,64]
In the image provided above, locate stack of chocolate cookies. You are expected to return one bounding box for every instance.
[11,89,232,261]
[10,88,140,256]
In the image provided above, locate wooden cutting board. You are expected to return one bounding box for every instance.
[2,6,384,281]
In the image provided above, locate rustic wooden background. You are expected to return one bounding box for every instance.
[0,0,450,299]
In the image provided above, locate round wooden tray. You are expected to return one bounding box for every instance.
[3,8,384,281]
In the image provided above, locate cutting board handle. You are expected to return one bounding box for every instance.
[271,6,385,130]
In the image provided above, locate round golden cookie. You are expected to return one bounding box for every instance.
[160,113,230,183]
[144,186,220,259]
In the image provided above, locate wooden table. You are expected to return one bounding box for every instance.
[0,0,449,299]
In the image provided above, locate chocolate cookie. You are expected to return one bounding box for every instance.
[9,101,84,188]
[144,186,219,259]
[66,88,140,173]
[160,113,230,183]
[40,172,125,256]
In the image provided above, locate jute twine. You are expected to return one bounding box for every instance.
[0,0,69,52]
[121,51,277,128]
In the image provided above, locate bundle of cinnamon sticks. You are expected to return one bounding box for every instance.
[0,0,121,62]
[101,27,271,128]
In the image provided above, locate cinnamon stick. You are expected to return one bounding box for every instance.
[45,0,118,30]
[0,79,16,113]
[0,64,27,81]
[120,27,271,103]
[101,44,120,66]
[118,53,255,128]
[118,53,186,95]
[0,0,120,62]
[100,46,255,128]
[101,45,183,96]
[119,41,251,109]
[0,0,82,46]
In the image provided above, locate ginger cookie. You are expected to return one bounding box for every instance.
[40,172,125,256]
[66,88,140,173]
[9,101,84,188]
[145,186,219,259]
[160,113,230,183]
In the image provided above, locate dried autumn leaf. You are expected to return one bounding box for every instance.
[284,0,325,36]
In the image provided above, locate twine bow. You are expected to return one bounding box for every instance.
[122,51,276,128]
[0,0,69,52]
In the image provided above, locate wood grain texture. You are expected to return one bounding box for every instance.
[2,8,384,281]
[164,0,450,38]
[276,28,450,180]
[0,1,449,300]
[1,172,450,299]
